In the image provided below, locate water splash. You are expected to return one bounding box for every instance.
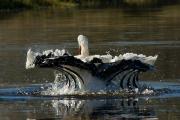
[40,71,157,96]
[41,71,81,95]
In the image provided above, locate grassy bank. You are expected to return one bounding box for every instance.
[0,0,78,10]
[0,0,179,10]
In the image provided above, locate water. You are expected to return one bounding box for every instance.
[0,1,180,120]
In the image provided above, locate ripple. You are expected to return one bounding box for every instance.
[0,81,179,100]
[95,41,180,47]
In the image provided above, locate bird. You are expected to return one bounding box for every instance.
[26,35,158,92]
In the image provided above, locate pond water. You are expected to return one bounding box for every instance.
[0,2,180,120]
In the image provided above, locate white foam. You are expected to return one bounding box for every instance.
[25,49,69,69]
[141,89,154,95]
[77,54,113,63]
[77,53,158,65]
[122,53,158,65]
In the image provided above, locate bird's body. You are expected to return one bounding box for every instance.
[26,35,158,92]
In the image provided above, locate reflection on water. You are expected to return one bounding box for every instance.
[50,98,156,119]
[0,97,179,120]
[0,98,156,119]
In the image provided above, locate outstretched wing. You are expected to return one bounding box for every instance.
[34,55,95,70]
[94,59,154,89]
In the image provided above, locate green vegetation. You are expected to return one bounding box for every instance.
[0,0,78,10]
[0,0,179,10]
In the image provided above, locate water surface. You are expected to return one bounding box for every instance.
[0,2,180,120]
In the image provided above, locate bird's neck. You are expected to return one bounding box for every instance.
[81,45,89,57]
